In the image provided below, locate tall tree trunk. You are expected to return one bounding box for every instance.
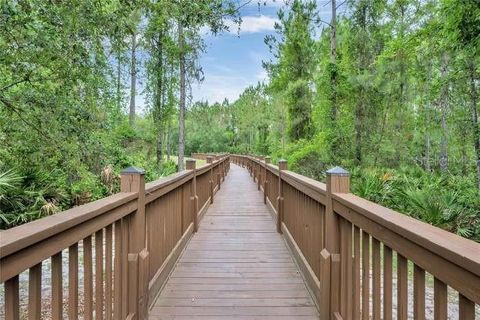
[354,3,367,165]
[468,59,480,190]
[439,52,449,172]
[425,107,431,172]
[355,94,363,165]
[424,63,432,172]
[155,33,164,167]
[117,53,122,112]
[330,0,337,122]
[129,32,137,126]
[166,119,171,161]
[393,3,407,167]
[177,22,186,171]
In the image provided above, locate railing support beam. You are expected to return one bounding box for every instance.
[186,159,199,232]
[276,159,287,234]
[325,166,350,320]
[207,156,214,204]
[121,167,148,320]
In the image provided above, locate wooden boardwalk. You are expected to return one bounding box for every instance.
[149,164,319,319]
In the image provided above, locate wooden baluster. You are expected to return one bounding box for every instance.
[459,294,475,320]
[186,159,199,232]
[397,254,408,320]
[207,156,214,204]
[5,275,19,320]
[29,263,42,320]
[434,278,447,320]
[361,231,370,320]
[68,244,78,320]
[413,264,425,320]
[121,218,129,318]
[372,238,381,320]
[353,226,361,319]
[276,159,287,234]
[113,220,123,320]
[215,155,221,190]
[383,245,393,320]
[52,252,63,320]
[84,236,93,320]
[96,229,104,320]
[264,157,271,204]
[257,157,263,191]
[325,166,350,318]
[105,225,113,319]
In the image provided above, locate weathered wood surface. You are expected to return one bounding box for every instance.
[149,164,318,319]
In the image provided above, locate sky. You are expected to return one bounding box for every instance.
[191,2,280,104]
[191,0,345,104]
[134,1,346,111]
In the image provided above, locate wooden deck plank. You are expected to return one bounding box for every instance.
[150,164,318,318]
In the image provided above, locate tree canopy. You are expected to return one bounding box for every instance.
[0,0,479,241]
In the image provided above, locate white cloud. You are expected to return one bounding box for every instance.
[192,71,264,103]
[245,0,284,7]
[256,69,268,82]
[226,15,278,34]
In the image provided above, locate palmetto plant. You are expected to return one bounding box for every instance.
[0,169,22,193]
[0,169,24,226]
[351,167,480,241]
[0,168,66,229]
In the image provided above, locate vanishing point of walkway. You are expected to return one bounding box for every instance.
[149,164,319,319]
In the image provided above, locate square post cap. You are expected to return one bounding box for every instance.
[186,159,196,170]
[265,156,271,164]
[326,166,350,176]
[278,159,288,170]
[121,166,145,175]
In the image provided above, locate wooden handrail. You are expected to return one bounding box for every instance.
[145,170,193,204]
[0,192,137,258]
[230,154,480,319]
[333,193,480,278]
[0,155,230,320]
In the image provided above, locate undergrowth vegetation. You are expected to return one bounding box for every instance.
[0,118,177,230]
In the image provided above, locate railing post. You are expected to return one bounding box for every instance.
[257,157,263,191]
[120,167,149,319]
[264,157,271,204]
[223,156,226,180]
[276,159,287,234]
[325,166,350,319]
[207,156,214,204]
[186,159,199,233]
[251,156,255,180]
[320,249,331,319]
[215,155,221,190]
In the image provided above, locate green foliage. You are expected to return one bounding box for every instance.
[350,167,480,241]
[266,0,316,142]
[286,80,313,140]
[0,0,478,245]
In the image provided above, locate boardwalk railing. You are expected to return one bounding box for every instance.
[0,155,229,320]
[231,154,480,320]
